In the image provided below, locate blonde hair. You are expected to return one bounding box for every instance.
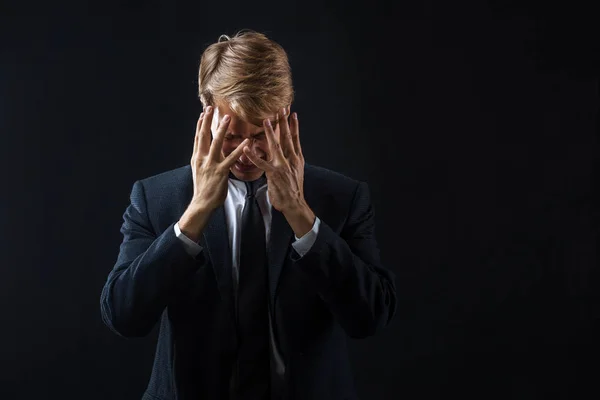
[198,30,294,127]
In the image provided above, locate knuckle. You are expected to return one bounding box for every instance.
[199,156,210,167]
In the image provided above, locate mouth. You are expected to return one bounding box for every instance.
[234,161,257,172]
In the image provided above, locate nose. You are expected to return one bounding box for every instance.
[238,153,252,165]
[237,140,264,163]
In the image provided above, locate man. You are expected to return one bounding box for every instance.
[100,30,397,400]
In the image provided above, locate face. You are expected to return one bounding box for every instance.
[211,102,281,181]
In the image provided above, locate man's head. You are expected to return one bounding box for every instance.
[198,30,294,181]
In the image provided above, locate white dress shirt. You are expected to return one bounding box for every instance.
[173,176,321,379]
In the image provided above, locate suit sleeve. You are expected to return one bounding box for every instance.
[100,180,206,338]
[290,181,397,339]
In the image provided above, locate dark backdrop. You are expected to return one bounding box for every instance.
[1,1,598,399]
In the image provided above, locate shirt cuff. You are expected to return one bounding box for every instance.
[174,222,203,258]
[291,217,321,258]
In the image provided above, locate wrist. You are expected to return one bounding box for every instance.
[178,205,212,242]
[283,202,315,238]
[282,197,310,216]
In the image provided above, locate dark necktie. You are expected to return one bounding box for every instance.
[231,172,271,399]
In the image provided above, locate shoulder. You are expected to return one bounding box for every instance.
[126,165,193,226]
[304,163,372,212]
[130,165,192,212]
[303,163,374,227]
[136,164,191,190]
[304,162,364,193]
[304,163,359,186]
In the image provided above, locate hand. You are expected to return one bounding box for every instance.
[189,106,249,212]
[243,108,307,214]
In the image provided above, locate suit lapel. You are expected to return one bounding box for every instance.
[267,207,294,306]
[202,205,235,306]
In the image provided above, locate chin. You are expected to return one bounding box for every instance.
[230,165,264,181]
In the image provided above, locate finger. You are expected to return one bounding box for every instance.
[208,114,231,161]
[278,108,295,158]
[290,112,302,156]
[263,118,284,161]
[199,106,214,156]
[193,112,205,155]
[223,138,250,167]
[243,146,271,170]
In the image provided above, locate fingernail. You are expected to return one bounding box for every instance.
[266,119,272,127]
[207,106,212,113]
[293,112,298,119]
[223,115,230,122]
[200,112,204,119]
[282,108,287,116]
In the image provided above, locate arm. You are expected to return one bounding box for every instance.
[290,181,397,339]
[100,180,208,338]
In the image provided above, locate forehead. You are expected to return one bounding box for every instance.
[216,102,276,121]
[215,102,235,116]
[211,104,279,138]
[214,103,278,133]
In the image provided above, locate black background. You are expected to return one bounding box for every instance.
[1,0,598,399]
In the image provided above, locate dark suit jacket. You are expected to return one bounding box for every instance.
[100,163,397,400]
